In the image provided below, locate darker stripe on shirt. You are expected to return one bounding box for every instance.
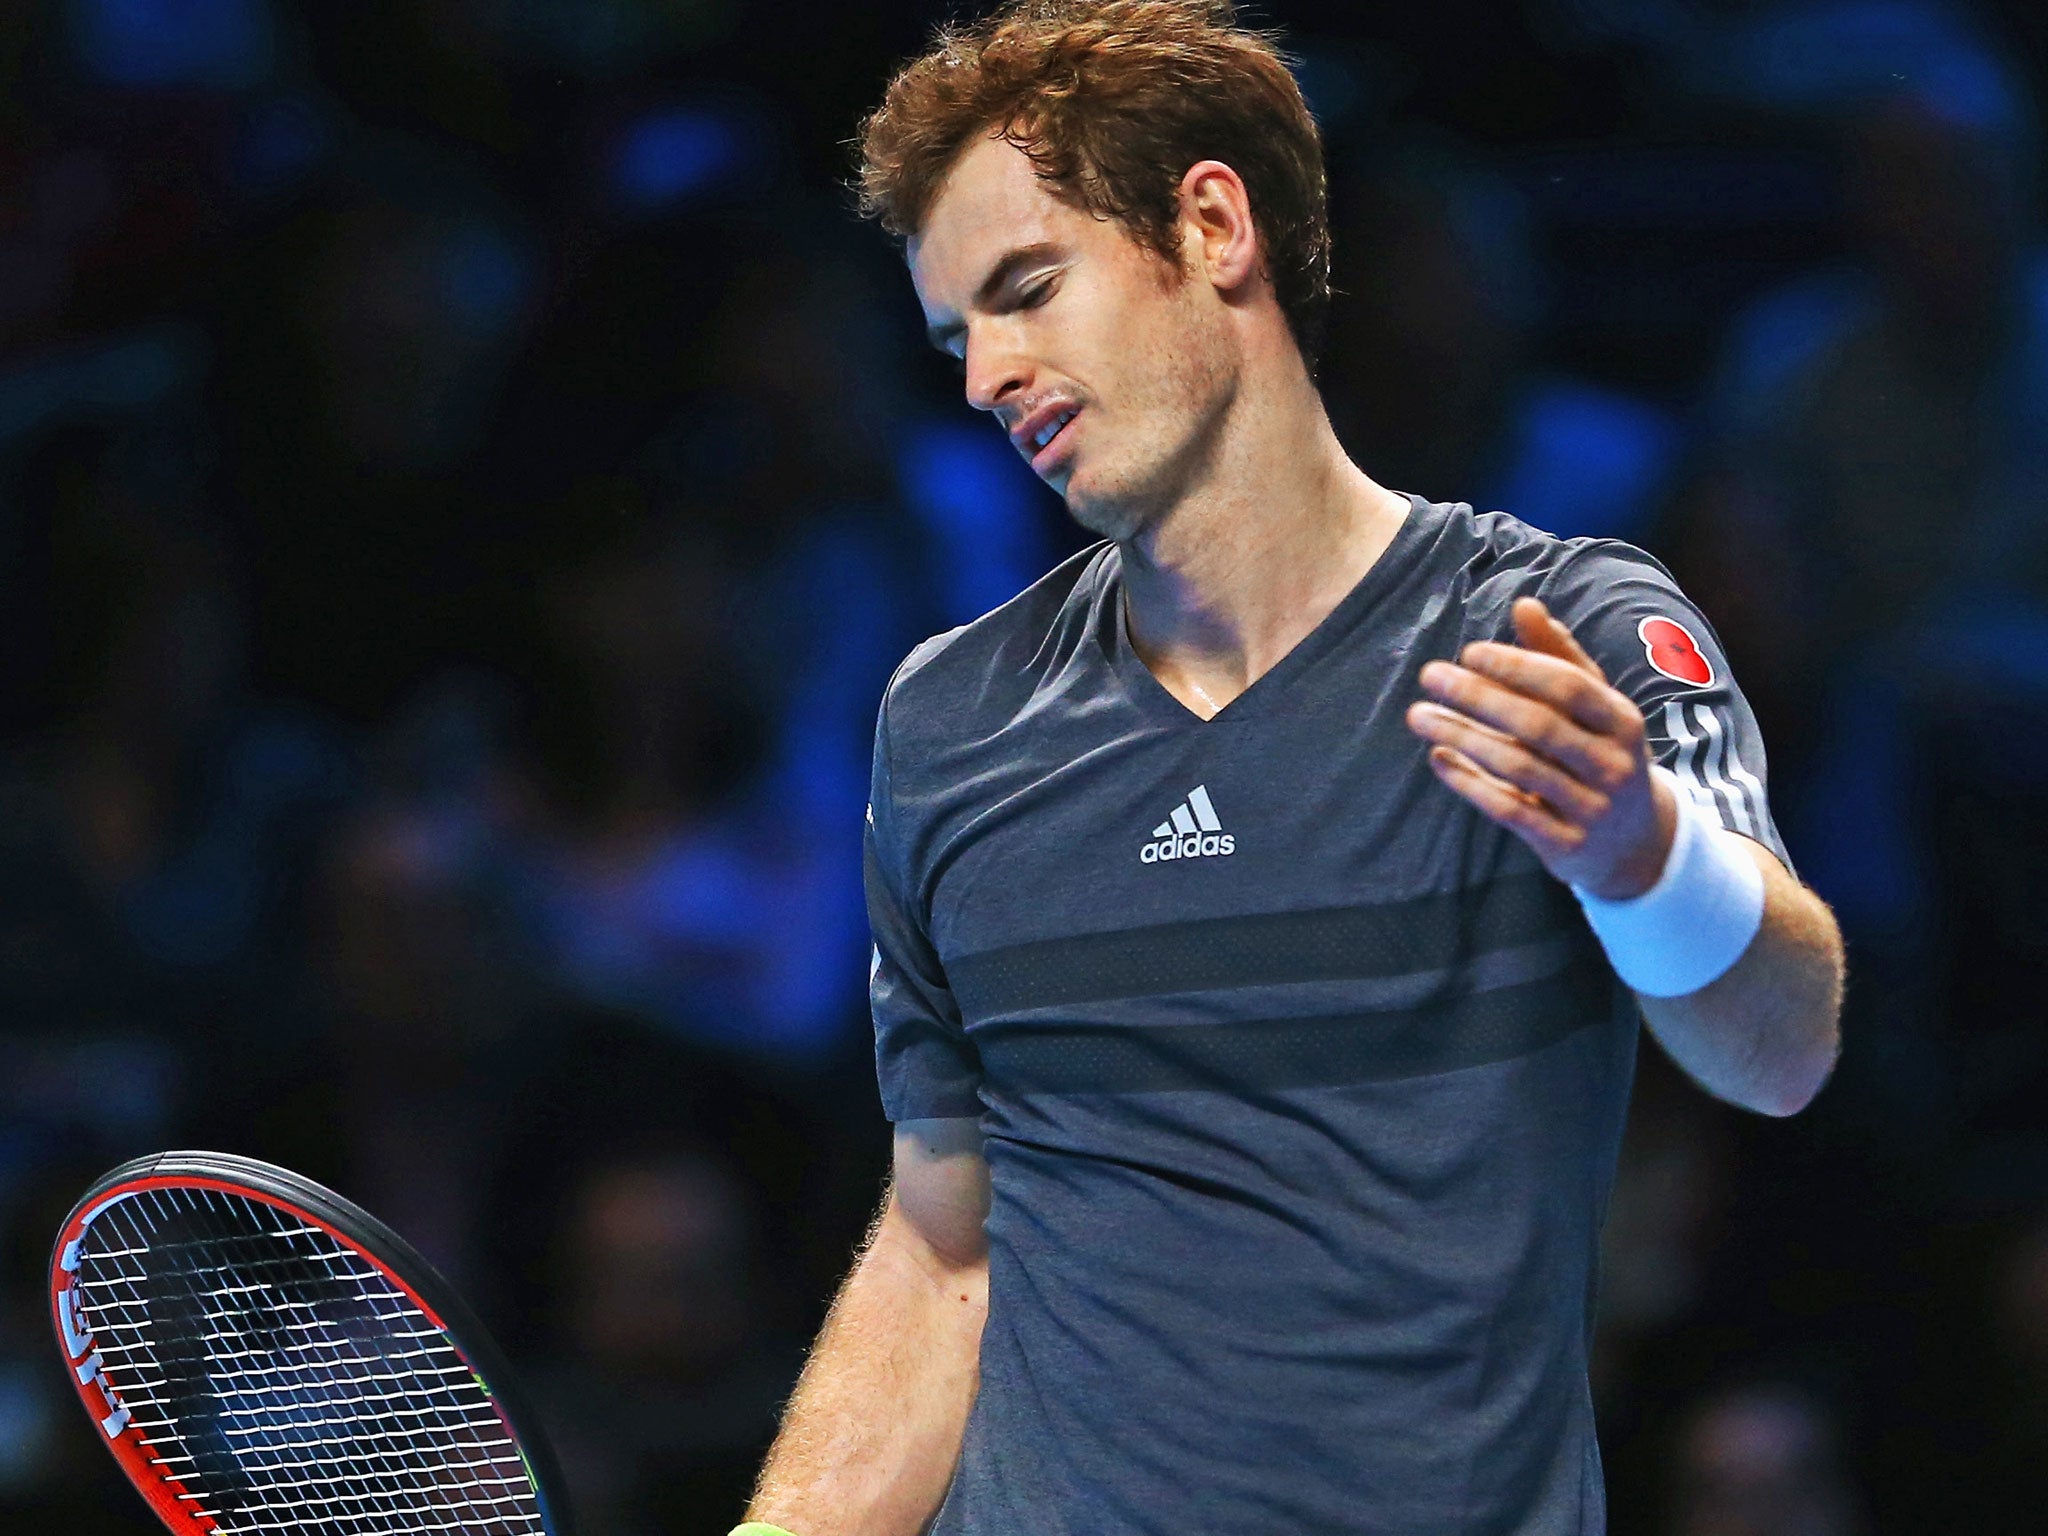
[948,871,1579,1021]
[974,951,1615,1093]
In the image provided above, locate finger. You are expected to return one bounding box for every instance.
[1456,647,1635,746]
[1511,596,1608,683]
[1451,642,1632,738]
[1425,744,1586,852]
[1417,661,1638,792]
[1406,700,1609,823]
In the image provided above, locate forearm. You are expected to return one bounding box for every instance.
[1402,597,1844,1116]
[1635,842,1843,1117]
[746,1200,989,1536]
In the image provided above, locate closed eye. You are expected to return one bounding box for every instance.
[1014,275,1058,311]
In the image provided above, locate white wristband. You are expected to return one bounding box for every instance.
[1572,766,1765,998]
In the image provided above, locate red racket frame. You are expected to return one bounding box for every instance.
[49,1151,572,1536]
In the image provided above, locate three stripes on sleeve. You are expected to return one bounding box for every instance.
[1659,699,1767,842]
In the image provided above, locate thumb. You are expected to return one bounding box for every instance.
[1512,596,1607,682]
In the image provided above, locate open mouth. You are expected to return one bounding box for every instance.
[1031,407,1078,451]
[1027,407,1080,469]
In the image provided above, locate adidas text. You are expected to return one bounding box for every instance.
[1141,831,1235,863]
[1140,784,1235,863]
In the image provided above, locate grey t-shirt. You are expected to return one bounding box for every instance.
[864,494,1785,1535]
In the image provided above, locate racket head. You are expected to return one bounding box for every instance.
[50,1149,574,1536]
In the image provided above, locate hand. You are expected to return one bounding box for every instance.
[1404,596,1678,901]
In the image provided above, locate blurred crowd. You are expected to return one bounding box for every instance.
[3,1,2047,1531]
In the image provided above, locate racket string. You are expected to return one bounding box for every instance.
[187,1184,526,1533]
[134,1185,425,1532]
[134,1182,531,1533]
[70,1182,547,1535]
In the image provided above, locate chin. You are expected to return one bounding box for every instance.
[1062,487,1149,543]
[1060,461,1162,543]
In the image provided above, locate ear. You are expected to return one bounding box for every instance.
[1177,159,1261,294]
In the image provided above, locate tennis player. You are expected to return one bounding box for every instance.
[736,3,1844,1533]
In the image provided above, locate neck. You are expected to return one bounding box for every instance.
[1119,348,1411,718]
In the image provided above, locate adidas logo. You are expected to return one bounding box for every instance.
[1139,784,1236,864]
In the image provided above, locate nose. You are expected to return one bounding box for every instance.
[962,325,1030,415]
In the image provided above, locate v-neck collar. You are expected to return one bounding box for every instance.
[1098,492,1434,727]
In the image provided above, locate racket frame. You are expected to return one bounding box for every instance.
[49,1149,574,1536]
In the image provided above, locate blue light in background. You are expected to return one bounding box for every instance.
[0,325,204,447]
[440,225,535,332]
[1725,0,2028,144]
[898,420,1053,625]
[231,95,331,195]
[1491,378,1679,542]
[1290,47,1362,131]
[0,1361,57,1492]
[68,0,274,90]
[609,106,756,212]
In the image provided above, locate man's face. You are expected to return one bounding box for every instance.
[910,133,1240,541]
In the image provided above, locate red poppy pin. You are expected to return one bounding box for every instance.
[1637,615,1715,687]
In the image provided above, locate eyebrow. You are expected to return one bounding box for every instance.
[925,241,1062,352]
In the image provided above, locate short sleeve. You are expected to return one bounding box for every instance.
[1537,543,1794,873]
[866,688,984,1123]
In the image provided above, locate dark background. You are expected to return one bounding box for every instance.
[5,1,2048,1531]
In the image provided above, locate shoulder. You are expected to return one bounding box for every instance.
[1411,498,1664,618]
[1529,534,1719,654]
[1413,500,1707,654]
[878,541,1115,755]
[1531,534,1687,613]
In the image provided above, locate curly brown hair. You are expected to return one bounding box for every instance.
[857,0,1331,363]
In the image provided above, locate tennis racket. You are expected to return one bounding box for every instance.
[49,1149,574,1535]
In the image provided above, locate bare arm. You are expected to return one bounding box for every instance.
[1407,596,1843,1117]
[1634,836,1841,1116]
[743,1117,990,1536]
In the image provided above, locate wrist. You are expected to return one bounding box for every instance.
[1587,766,1681,902]
[1572,766,1765,998]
